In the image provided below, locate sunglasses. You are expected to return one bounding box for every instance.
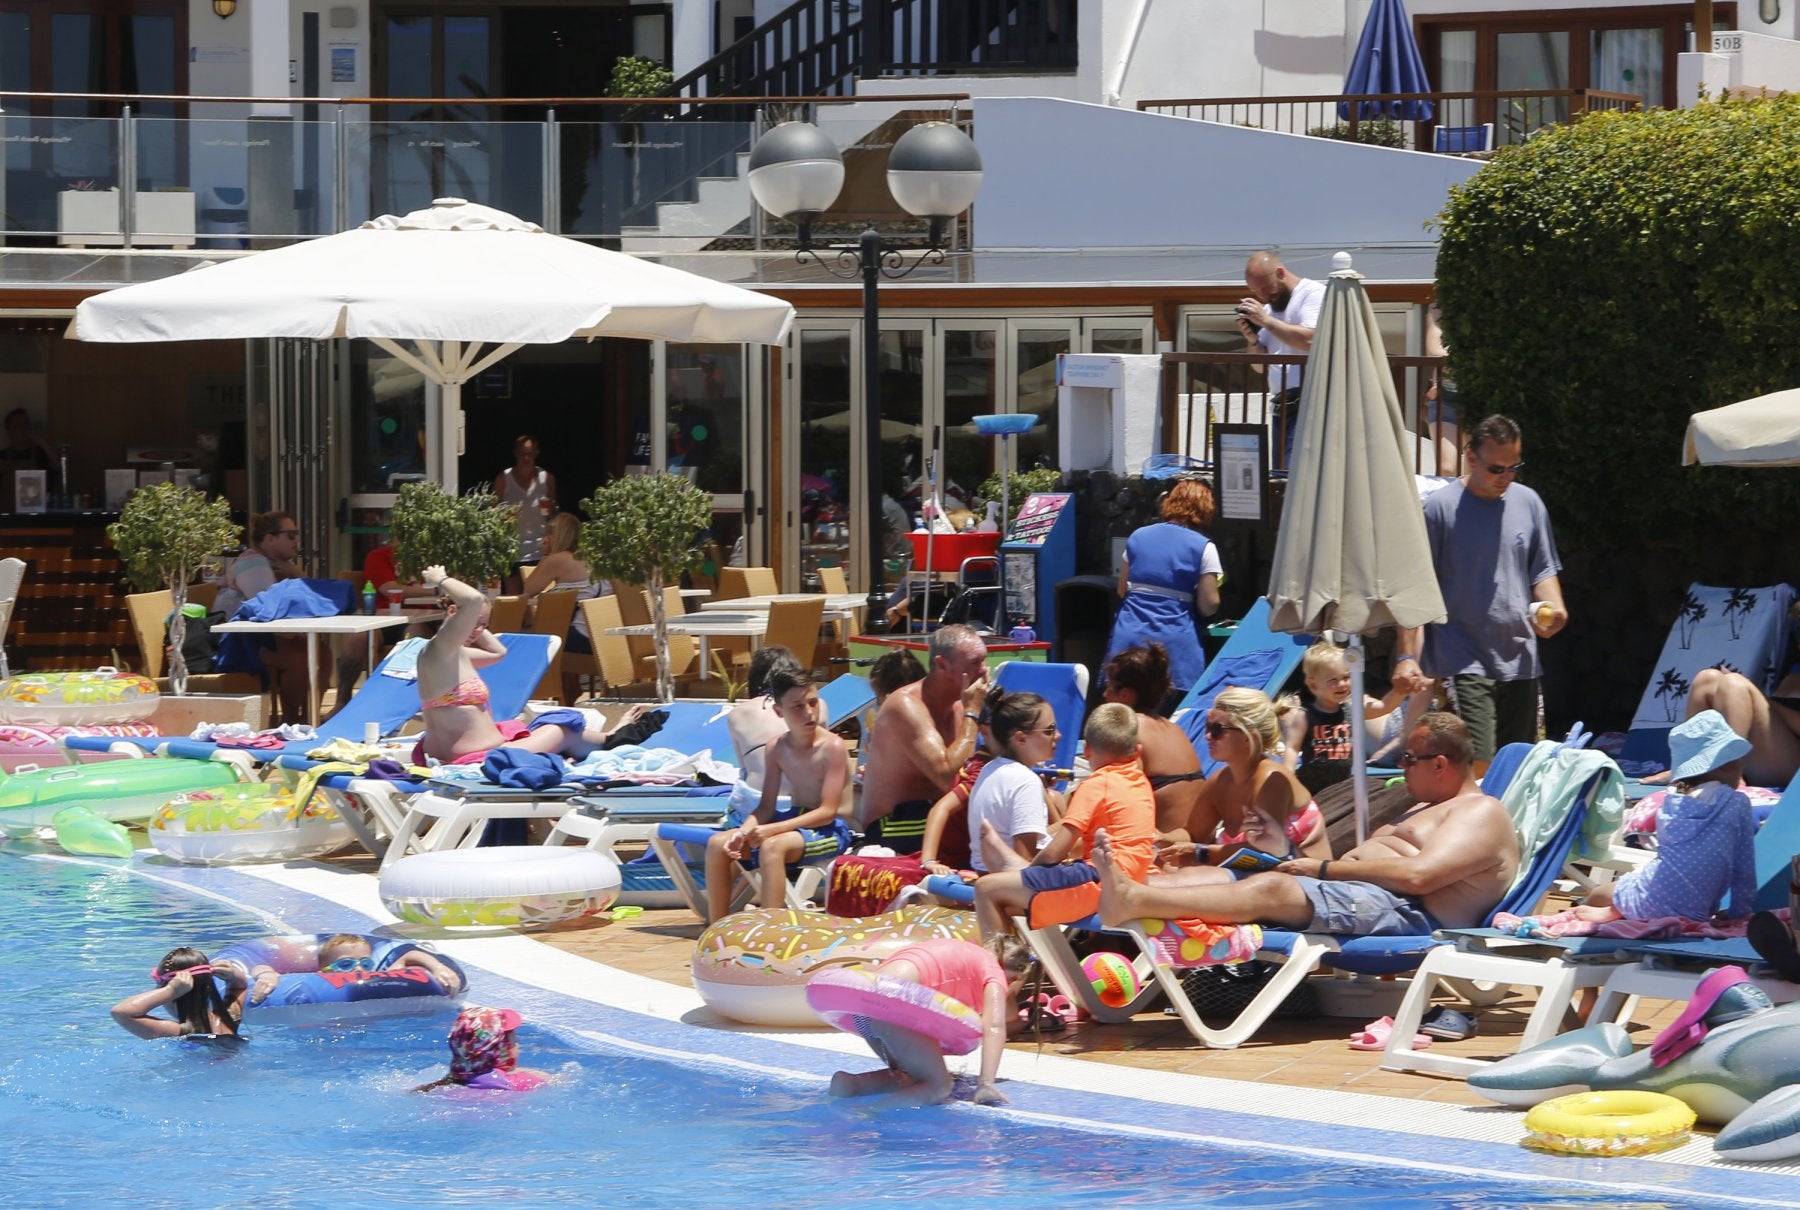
[150,963,212,984]
[324,956,377,973]
[1480,460,1525,476]
[1204,722,1237,741]
[1018,724,1061,737]
[275,528,301,538]
[1397,750,1442,767]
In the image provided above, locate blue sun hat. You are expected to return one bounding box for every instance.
[1668,709,1751,783]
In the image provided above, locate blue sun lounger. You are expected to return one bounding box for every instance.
[1169,598,1312,773]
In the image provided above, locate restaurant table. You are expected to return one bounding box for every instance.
[607,609,845,681]
[210,610,444,724]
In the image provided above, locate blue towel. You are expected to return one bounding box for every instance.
[481,748,566,790]
[215,579,344,676]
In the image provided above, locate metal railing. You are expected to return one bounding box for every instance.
[1161,351,1454,477]
[1137,89,1642,152]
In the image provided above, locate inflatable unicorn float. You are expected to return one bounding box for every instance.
[1469,966,1800,1161]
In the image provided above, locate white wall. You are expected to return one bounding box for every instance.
[970,97,1479,250]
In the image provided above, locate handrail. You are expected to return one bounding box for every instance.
[1138,88,1643,111]
[0,89,971,109]
[665,0,861,102]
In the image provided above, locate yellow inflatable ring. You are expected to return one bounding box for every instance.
[1523,1090,1696,1157]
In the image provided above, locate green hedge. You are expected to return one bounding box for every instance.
[1436,97,1800,727]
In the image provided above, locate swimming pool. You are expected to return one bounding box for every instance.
[0,853,1783,1208]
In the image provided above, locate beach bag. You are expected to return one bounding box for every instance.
[167,608,227,674]
[1174,960,1317,1021]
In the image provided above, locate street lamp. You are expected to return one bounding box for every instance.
[747,119,983,632]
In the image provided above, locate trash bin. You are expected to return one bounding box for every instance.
[1054,575,1118,693]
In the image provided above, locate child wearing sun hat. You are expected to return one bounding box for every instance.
[1588,709,1759,923]
[414,1006,549,1092]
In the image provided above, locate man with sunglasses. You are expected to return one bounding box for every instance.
[1396,414,1568,772]
[1092,713,1518,936]
[241,933,464,1004]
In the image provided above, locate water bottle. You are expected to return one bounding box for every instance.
[1009,621,1036,644]
[362,581,377,615]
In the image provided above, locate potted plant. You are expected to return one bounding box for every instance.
[107,482,239,695]
[389,481,519,591]
[579,472,712,702]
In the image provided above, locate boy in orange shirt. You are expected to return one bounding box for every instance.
[973,703,1158,939]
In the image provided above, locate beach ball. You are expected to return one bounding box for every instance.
[1081,952,1139,1009]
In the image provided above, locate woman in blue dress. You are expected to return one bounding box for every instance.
[1104,479,1222,710]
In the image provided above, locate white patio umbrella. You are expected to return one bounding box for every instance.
[1683,387,1800,467]
[70,198,794,483]
[1265,252,1446,842]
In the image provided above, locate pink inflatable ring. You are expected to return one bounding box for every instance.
[805,966,984,1055]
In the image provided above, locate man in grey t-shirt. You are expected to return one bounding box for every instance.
[1396,415,1568,769]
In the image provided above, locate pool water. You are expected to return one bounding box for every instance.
[0,855,1755,1208]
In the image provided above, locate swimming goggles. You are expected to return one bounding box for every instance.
[323,956,378,973]
[151,963,212,984]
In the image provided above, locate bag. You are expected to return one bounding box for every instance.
[167,608,227,673]
[1172,960,1317,1021]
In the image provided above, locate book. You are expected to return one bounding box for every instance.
[1217,846,1287,874]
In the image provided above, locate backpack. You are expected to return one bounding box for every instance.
[166,608,227,673]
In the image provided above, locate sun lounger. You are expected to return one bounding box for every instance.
[993,660,1090,773]
[1169,599,1312,772]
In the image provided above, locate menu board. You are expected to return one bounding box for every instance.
[1005,493,1071,547]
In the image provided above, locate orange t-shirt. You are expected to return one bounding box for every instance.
[1060,757,1157,880]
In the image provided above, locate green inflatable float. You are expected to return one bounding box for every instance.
[0,759,240,831]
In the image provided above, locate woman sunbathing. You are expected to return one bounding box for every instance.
[414,566,636,764]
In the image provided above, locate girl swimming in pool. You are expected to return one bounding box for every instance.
[110,946,249,1039]
[414,1006,549,1092]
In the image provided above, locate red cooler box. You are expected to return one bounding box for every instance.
[903,531,1000,573]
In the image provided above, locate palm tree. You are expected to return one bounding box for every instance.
[1676,591,1706,650]
[1723,588,1757,641]
[1652,668,1690,722]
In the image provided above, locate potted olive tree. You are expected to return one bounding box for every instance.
[389,481,519,590]
[579,472,712,702]
[107,482,239,695]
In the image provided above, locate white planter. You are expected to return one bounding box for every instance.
[58,190,196,249]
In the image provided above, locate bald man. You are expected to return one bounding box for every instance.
[1237,252,1324,468]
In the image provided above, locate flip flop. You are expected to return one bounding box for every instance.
[1418,1005,1479,1041]
[1347,1015,1431,1051]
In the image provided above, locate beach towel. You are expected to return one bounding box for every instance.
[1492,907,1789,942]
[1499,743,1626,863]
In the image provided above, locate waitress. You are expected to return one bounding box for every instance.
[1103,479,1221,713]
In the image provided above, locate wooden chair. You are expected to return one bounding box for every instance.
[185,580,220,611]
[617,582,698,684]
[125,589,263,697]
[743,566,780,597]
[525,589,579,703]
[655,586,699,682]
[815,564,859,652]
[710,569,758,669]
[760,596,824,672]
[582,595,641,695]
[488,595,528,634]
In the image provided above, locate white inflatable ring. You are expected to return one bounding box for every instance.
[380,847,621,929]
[0,668,159,726]
[148,784,353,866]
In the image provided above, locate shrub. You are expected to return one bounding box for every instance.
[977,466,1065,528]
[608,55,673,99]
[1434,95,1800,728]
[107,483,240,693]
[389,482,518,588]
[1306,119,1405,148]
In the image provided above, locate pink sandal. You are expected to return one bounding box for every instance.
[1347,1015,1431,1051]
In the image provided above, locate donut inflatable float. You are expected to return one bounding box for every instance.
[379,847,622,929]
[0,723,156,772]
[147,783,354,865]
[692,905,977,1027]
[0,758,239,832]
[806,966,984,1054]
[211,933,466,1024]
[0,668,158,726]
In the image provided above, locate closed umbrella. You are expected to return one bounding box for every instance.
[1340,0,1435,122]
[1683,388,1800,467]
[1266,252,1446,841]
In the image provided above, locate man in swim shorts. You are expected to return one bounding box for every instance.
[1093,713,1519,935]
[859,625,990,854]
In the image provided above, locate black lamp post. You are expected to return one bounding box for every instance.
[747,119,983,632]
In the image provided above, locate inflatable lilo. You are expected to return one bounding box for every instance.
[0,668,158,726]
[380,847,621,929]
[0,758,238,833]
[148,783,353,865]
[211,933,466,1024]
[693,905,977,1027]
[1471,966,1800,1161]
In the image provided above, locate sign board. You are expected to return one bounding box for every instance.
[1212,423,1268,523]
[1713,31,1744,53]
[1055,353,1124,389]
[1005,492,1071,547]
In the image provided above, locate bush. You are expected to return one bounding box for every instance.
[1435,96,1800,728]
[1306,119,1405,148]
[977,466,1065,528]
[389,482,518,588]
[608,55,673,99]
[107,483,240,693]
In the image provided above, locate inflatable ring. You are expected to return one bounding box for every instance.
[212,933,466,1024]
[693,905,977,1028]
[806,966,984,1055]
[0,668,158,726]
[0,723,159,773]
[1523,1090,1696,1156]
[379,847,622,929]
[0,758,240,832]
[148,783,353,865]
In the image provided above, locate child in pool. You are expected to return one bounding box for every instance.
[111,946,249,1039]
[705,665,853,922]
[826,936,1028,1108]
[227,933,466,1004]
[414,1007,548,1092]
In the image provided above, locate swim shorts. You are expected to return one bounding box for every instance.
[865,799,932,855]
[1019,860,1101,929]
[735,816,855,869]
[1295,877,1439,936]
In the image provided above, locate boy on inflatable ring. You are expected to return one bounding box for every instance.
[243,933,464,1003]
[811,936,1030,1108]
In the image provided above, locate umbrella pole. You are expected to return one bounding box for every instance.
[1348,634,1370,845]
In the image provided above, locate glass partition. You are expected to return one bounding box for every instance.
[558,118,754,239]
[2,114,122,242]
[134,116,339,242]
[355,119,546,225]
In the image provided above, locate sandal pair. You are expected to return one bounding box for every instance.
[1018,993,1075,1033]
[1348,1016,1431,1051]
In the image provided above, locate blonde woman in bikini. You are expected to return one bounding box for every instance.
[415,566,638,764]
